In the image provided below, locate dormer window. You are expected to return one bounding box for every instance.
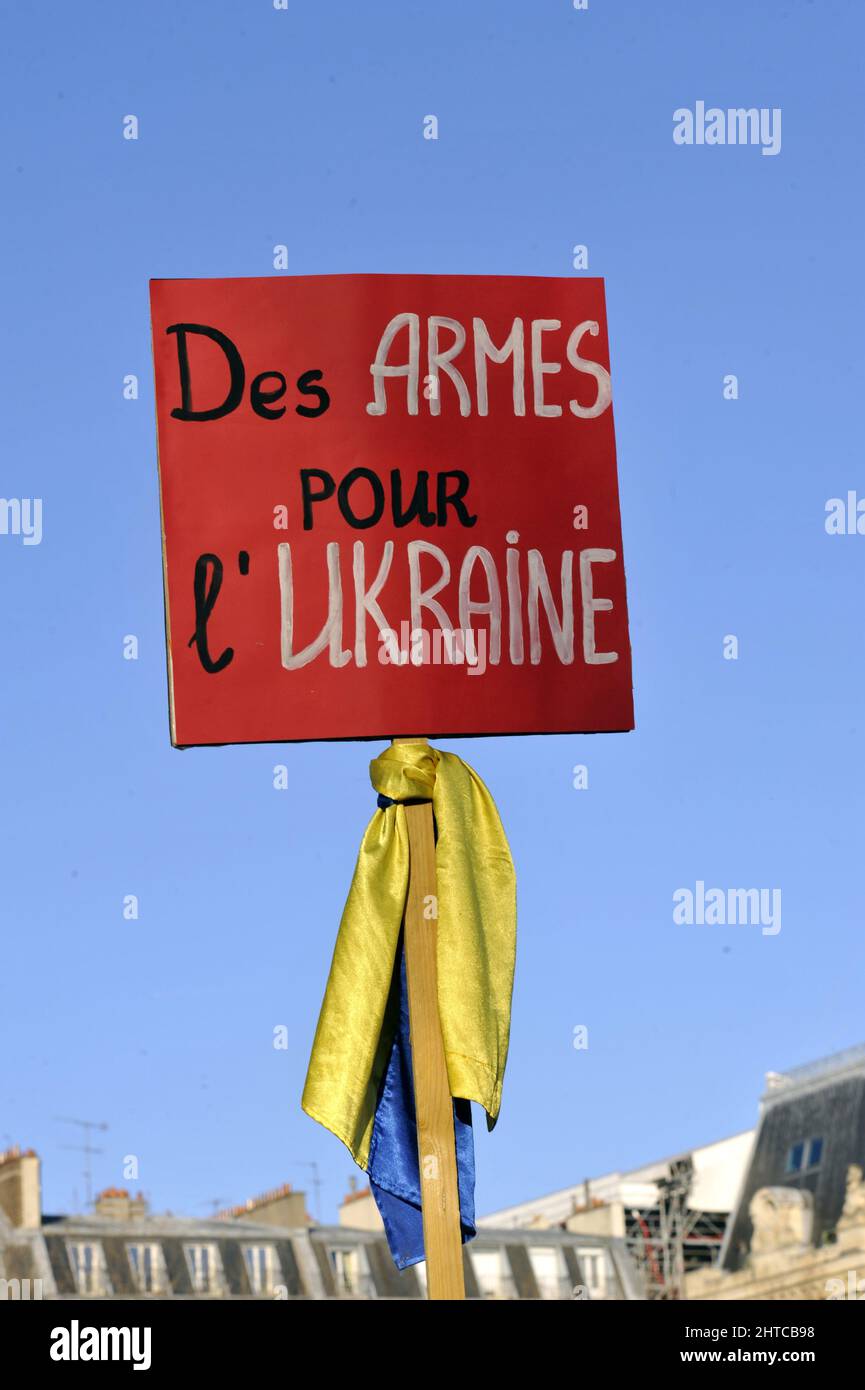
[67,1241,110,1296]
[127,1243,167,1295]
[785,1136,823,1175]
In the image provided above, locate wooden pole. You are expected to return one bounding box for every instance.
[393,737,466,1300]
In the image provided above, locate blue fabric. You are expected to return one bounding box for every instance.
[368,933,476,1269]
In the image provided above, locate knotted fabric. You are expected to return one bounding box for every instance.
[302,740,517,1173]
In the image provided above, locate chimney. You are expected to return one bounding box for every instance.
[216,1182,310,1229]
[0,1146,41,1229]
[93,1188,149,1221]
[339,1184,383,1232]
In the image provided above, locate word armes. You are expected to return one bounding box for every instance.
[366,313,613,418]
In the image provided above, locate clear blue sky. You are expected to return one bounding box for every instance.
[1,0,863,1223]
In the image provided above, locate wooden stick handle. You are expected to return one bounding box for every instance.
[394,738,466,1300]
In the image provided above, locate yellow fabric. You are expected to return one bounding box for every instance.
[302,740,517,1170]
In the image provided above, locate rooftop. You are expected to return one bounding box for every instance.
[763,1043,865,1099]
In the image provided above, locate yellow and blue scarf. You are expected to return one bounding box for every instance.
[302,740,517,1267]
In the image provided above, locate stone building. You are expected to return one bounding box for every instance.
[688,1044,865,1300]
[687,1164,865,1301]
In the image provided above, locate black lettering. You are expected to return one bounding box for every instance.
[338,468,385,529]
[391,469,435,527]
[250,371,287,419]
[167,323,245,422]
[188,554,234,673]
[300,469,336,530]
[295,368,330,417]
[436,470,477,527]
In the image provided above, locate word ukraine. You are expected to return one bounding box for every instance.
[276,536,618,671]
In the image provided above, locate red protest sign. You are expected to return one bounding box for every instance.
[150,274,634,745]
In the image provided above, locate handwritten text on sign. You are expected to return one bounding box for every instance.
[150,275,633,744]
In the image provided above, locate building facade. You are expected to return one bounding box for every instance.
[0,1147,642,1301]
[688,1044,865,1300]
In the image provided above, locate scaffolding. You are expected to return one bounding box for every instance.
[625,1156,727,1300]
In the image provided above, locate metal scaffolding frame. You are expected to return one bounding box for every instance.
[624,1156,727,1300]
